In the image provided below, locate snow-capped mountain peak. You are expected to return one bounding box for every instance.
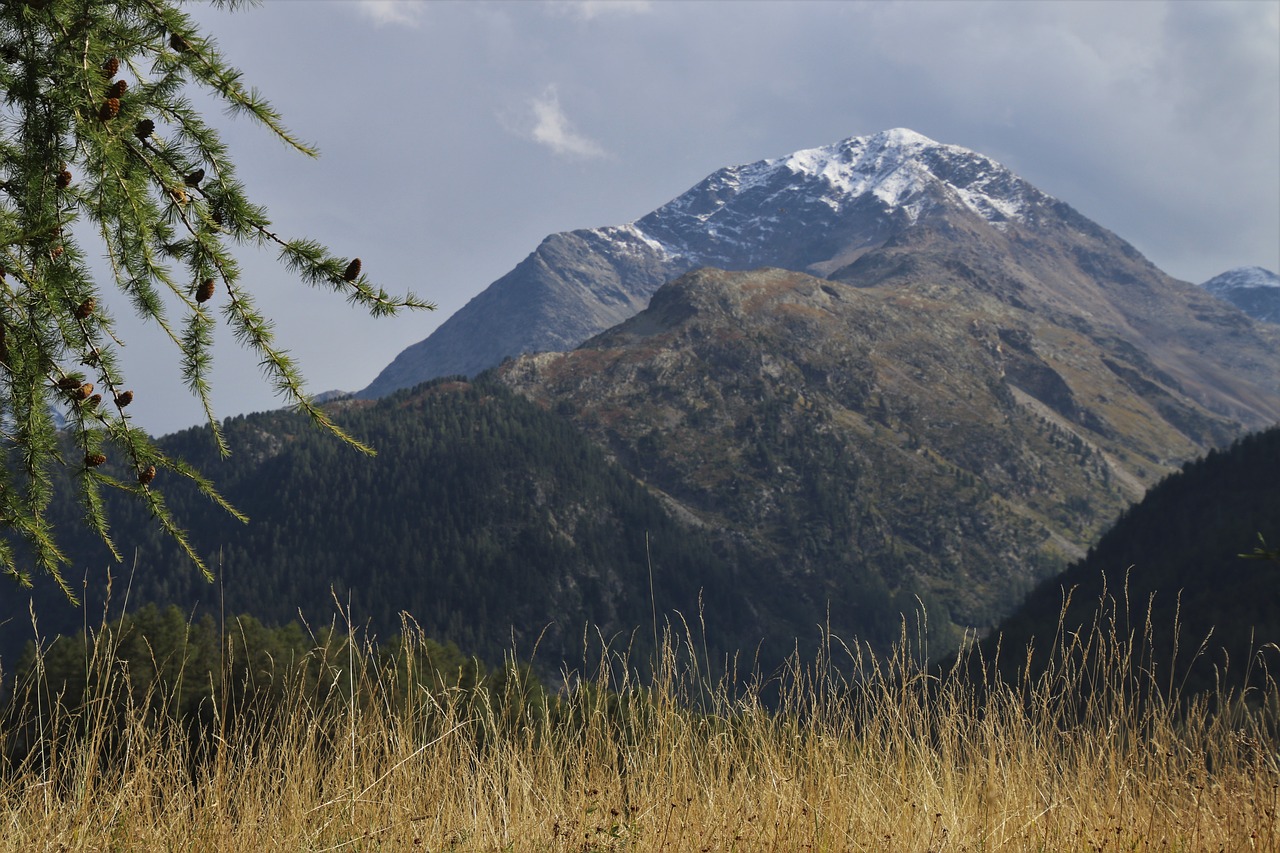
[786,128,1038,223]
[1200,266,1280,324]
[1202,266,1280,292]
[616,128,1049,269]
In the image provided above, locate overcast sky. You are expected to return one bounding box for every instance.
[108,0,1279,437]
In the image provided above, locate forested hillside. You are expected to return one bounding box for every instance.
[2,380,865,672]
[978,426,1280,693]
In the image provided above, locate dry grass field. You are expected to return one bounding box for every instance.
[1,599,1276,852]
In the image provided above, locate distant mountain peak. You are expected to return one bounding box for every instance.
[1202,266,1280,291]
[626,128,1045,269]
[1201,266,1280,324]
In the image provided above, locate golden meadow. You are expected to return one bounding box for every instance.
[1,592,1276,852]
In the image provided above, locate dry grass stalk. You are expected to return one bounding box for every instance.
[0,595,1276,851]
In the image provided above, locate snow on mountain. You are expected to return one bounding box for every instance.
[1202,266,1280,291]
[1201,266,1280,324]
[616,128,1048,268]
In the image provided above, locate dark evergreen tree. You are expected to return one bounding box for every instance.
[0,0,431,593]
[972,426,1280,696]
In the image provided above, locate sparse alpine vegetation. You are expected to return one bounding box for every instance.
[497,263,1279,646]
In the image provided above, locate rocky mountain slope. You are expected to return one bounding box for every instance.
[363,129,1094,397]
[1201,266,1280,324]
[362,128,1280,647]
[494,252,1280,637]
[496,197,1280,639]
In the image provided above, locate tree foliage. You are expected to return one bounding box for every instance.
[0,0,431,593]
[978,426,1280,696]
[1,602,542,770]
[1,379,766,672]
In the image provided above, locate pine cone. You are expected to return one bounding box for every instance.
[210,206,224,226]
[169,33,190,52]
[114,390,134,408]
[57,376,80,391]
[343,258,362,282]
[135,119,155,140]
[56,169,71,189]
[85,452,107,468]
[184,168,204,188]
[196,278,215,303]
[168,186,187,204]
[98,98,120,121]
[74,297,95,319]
[138,465,156,485]
[74,382,94,401]
[86,393,102,408]
[101,56,119,78]
[108,79,127,99]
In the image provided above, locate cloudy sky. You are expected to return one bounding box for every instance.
[111,0,1279,437]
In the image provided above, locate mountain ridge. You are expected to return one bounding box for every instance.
[496,252,1280,639]
[361,129,1075,398]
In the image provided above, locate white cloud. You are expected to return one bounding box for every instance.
[353,0,427,29]
[523,85,608,159]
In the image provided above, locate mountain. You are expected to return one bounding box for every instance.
[1201,266,1280,324]
[495,251,1280,642]
[8,129,1280,675]
[480,132,1280,642]
[975,425,1280,695]
[362,129,1087,397]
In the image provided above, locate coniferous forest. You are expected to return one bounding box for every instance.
[974,426,1280,694]
[8,377,1280,702]
[4,379,838,674]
